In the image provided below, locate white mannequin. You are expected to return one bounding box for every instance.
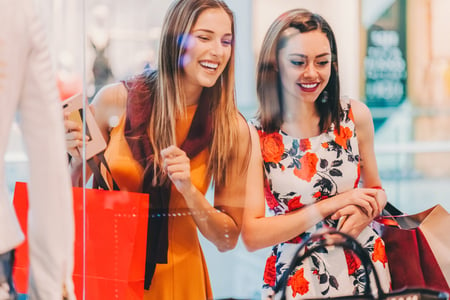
[0,0,75,299]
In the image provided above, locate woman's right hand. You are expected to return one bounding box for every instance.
[63,112,87,159]
[332,204,373,238]
[336,188,380,219]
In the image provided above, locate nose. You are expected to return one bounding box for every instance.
[303,63,318,78]
[210,39,225,57]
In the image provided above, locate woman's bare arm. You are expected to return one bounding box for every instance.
[241,124,380,251]
[65,83,127,186]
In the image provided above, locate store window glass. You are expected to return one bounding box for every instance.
[362,0,450,214]
[4,0,449,299]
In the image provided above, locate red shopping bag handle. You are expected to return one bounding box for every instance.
[376,202,408,227]
[375,216,399,227]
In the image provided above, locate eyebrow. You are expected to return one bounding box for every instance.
[288,53,331,59]
[193,29,233,37]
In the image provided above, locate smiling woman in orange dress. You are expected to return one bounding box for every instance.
[64,1,250,299]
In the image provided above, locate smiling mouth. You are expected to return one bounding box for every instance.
[299,83,319,88]
[297,82,320,92]
[200,61,218,71]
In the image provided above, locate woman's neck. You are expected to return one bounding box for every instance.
[282,100,321,138]
[284,98,318,123]
[182,83,203,106]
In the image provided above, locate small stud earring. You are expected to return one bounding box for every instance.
[321,90,328,103]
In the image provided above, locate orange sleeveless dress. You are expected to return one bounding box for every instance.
[103,104,213,300]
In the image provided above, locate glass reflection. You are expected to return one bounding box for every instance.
[4,0,450,299]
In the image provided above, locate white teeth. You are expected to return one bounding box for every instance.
[300,83,319,88]
[200,61,218,69]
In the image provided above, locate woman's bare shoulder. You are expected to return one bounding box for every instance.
[90,83,128,132]
[92,82,128,110]
[348,99,375,143]
[349,99,373,128]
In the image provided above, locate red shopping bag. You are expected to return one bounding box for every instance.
[12,182,149,299]
[374,204,450,294]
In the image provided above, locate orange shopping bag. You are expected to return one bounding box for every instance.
[12,181,149,299]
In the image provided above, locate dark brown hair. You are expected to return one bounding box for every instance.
[257,8,342,133]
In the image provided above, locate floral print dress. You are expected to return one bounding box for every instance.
[250,99,391,299]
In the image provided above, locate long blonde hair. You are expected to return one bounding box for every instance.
[142,0,241,187]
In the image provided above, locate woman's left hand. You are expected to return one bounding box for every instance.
[331,204,373,238]
[161,145,194,196]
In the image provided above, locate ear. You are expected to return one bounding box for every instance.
[333,61,338,73]
[270,58,278,72]
[273,62,279,72]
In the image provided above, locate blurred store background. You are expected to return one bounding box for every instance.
[5,0,450,299]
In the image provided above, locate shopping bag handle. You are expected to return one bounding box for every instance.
[87,151,119,191]
[379,202,423,229]
[274,229,384,300]
[384,202,403,216]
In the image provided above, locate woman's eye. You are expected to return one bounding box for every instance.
[197,35,209,41]
[222,39,232,46]
[290,60,305,66]
[317,60,329,66]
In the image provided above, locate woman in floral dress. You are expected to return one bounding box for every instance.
[242,9,391,299]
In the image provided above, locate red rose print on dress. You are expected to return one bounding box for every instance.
[287,195,304,211]
[288,268,310,297]
[293,152,318,182]
[259,131,285,163]
[372,237,388,266]
[334,126,353,150]
[251,101,392,297]
[348,107,355,122]
[313,191,328,200]
[299,139,311,152]
[344,249,361,275]
[263,255,277,286]
[264,183,279,210]
[286,235,303,244]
